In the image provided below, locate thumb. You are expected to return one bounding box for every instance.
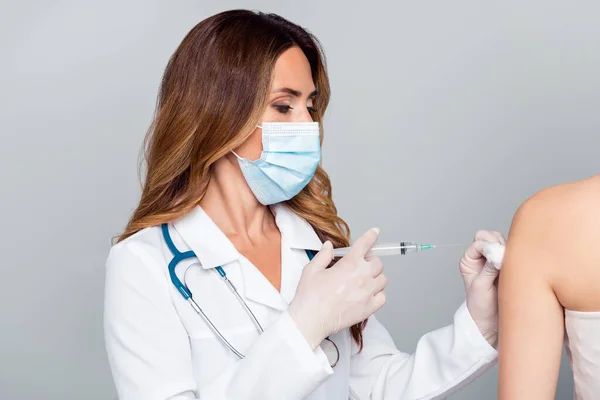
[474,260,501,289]
[349,228,380,258]
[309,241,334,270]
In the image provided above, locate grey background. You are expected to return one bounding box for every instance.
[2,0,599,399]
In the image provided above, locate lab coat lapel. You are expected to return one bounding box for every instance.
[272,204,324,305]
[237,256,288,311]
[279,247,306,305]
[240,205,324,311]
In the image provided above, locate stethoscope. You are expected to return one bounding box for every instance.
[162,223,340,368]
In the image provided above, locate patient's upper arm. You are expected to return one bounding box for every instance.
[498,190,565,400]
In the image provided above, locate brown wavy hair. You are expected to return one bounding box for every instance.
[117,9,367,349]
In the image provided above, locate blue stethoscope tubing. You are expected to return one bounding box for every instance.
[161,223,319,360]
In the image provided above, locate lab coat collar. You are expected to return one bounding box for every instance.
[172,206,240,270]
[270,203,324,252]
[171,203,323,271]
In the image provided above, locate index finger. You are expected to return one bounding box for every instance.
[474,230,503,244]
[465,239,488,262]
[348,228,380,258]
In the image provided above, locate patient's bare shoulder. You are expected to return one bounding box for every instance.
[512,174,600,240]
[509,174,600,310]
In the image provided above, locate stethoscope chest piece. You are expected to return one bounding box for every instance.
[321,337,340,368]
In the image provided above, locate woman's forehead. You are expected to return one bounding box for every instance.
[270,47,315,94]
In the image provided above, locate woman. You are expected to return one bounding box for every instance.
[104,9,504,400]
[498,174,600,399]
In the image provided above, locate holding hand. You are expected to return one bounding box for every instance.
[288,228,387,349]
[459,230,506,347]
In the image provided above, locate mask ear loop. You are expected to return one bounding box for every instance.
[231,124,264,159]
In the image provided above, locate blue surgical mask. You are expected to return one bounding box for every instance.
[232,121,321,205]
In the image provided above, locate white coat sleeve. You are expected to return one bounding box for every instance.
[104,243,334,400]
[349,304,498,400]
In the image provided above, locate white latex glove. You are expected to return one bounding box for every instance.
[288,228,387,349]
[459,230,506,347]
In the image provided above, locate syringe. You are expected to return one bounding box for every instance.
[332,242,462,258]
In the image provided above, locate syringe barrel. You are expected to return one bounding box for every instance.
[399,241,417,255]
[333,242,418,258]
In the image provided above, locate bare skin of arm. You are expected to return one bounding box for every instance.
[498,175,600,400]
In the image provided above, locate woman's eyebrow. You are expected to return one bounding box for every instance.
[271,87,319,98]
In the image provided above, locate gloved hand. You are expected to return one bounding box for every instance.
[288,228,387,350]
[459,230,506,347]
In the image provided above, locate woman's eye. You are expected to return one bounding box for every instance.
[274,105,293,114]
[307,106,318,113]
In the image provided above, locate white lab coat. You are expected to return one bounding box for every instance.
[104,204,497,400]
